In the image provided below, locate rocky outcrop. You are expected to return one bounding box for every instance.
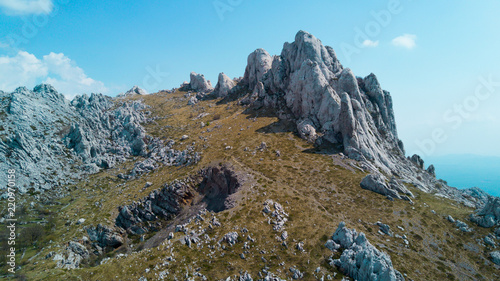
[236,31,406,174]
[118,138,200,180]
[213,72,236,98]
[225,30,490,209]
[53,241,89,269]
[470,196,500,228]
[426,164,436,177]
[490,251,500,265]
[66,96,148,165]
[326,222,404,281]
[360,174,413,201]
[242,48,272,91]
[189,72,213,93]
[0,84,200,195]
[115,179,195,234]
[117,86,148,97]
[115,165,243,234]
[0,85,80,193]
[410,154,424,169]
[86,224,124,248]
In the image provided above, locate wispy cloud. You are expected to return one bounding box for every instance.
[0,51,108,99]
[0,0,53,15]
[391,34,417,49]
[362,39,379,48]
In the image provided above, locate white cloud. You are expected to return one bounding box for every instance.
[0,0,53,15]
[362,39,379,48]
[392,34,417,49]
[0,51,108,99]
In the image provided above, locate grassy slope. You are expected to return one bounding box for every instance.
[11,90,498,280]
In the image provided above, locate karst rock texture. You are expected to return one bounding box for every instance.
[189,72,213,93]
[327,222,405,281]
[0,84,199,195]
[213,72,236,98]
[232,30,492,207]
[117,86,148,97]
[470,196,500,228]
[240,31,403,174]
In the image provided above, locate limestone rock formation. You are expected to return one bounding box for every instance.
[327,222,404,281]
[410,154,424,169]
[0,84,200,195]
[426,164,436,177]
[470,196,500,228]
[490,251,500,265]
[115,179,195,234]
[54,241,89,269]
[225,30,491,210]
[213,72,236,98]
[189,72,213,92]
[360,174,413,201]
[86,224,124,248]
[117,86,148,97]
[242,48,272,91]
[238,30,404,174]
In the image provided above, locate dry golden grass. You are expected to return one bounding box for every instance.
[14,89,499,281]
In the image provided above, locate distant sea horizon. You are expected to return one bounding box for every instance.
[425,154,500,197]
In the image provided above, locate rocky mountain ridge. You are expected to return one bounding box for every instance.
[0,85,199,195]
[1,30,499,280]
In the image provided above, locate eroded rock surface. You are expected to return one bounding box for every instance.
[214,72,236,98]
[115,165,243,234]
[189,72,213,93]
[471,196,500,228]
[115,179,195,234]
[360,174,413,201]
[0,85,151,193]
[327,222,404,281]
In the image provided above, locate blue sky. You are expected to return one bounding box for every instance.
[1,0,500,162]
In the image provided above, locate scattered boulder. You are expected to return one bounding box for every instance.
[289,267,304,279]
[262,199,288,231]
[376,221,392,236]
[54,241,89,269]
[470,196,500,228]
[360,174,411,200]
[297,119,318,143]
[221,232,239,246]
[484,235,496,247]
[455,220,473,232]
[327,222,405,281]
[187,96,198,105]
[490,251,500,265]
